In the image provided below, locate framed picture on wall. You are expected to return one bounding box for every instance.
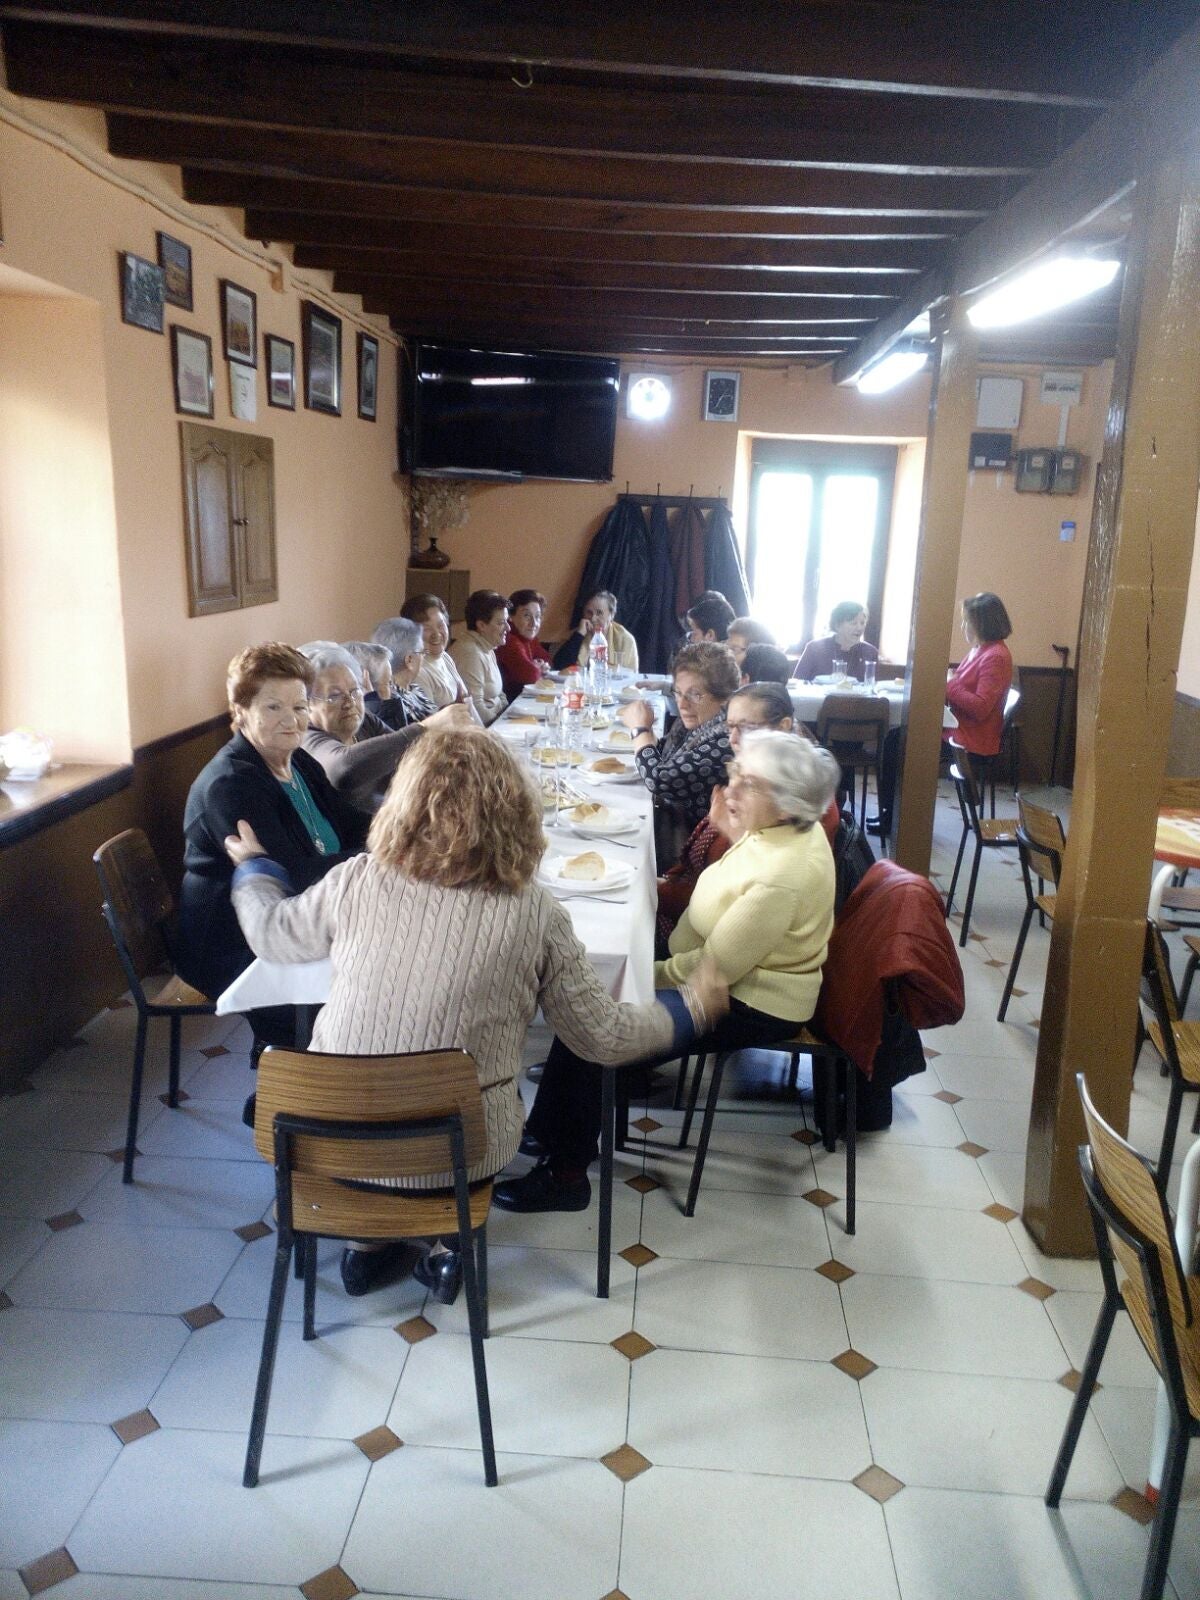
[220,279,257,366]
[170,326,214,418]
[357,332,379,421]
[302,301,341,416]
[157,231,193,311]
[703,370,740,423]
[265,334,296,410]
[119,252,165,333]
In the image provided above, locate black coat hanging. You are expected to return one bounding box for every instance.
[569,499,654,641]
[704,502,751,617]
[642,500,684,673]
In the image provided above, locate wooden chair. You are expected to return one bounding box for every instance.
[93,829,214,1184]
[997,796,1066,1022]
[1047,1075,1200,1600]
[944,760,1018,947]
[1141,921,1200,1177]
[816,694,890,829]
[244,1047,496,1488]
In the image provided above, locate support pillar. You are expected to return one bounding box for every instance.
[1025,155,1200,1254]
[893,297,977,874]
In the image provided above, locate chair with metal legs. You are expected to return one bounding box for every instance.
[944,760,1018,947]
[243,1046,496,1488]
[1047,1075,1200,1600]
[997,796,1066,1022]
[93,829,215,1183]
[1142,920,1200,1177]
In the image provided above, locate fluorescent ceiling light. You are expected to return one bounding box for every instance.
[857,348,928,395]
[967,256,1120,331]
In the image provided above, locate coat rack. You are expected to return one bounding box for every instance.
[617,483,727,510]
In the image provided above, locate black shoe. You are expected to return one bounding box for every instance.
[414,1249,462,1305]
[526,1061,545,1083]
[339,1243,410,1298]
[242,1093,257,1129]
[518,1128,546,1158]
[866,816,889,837]
[492,1161,591,1213]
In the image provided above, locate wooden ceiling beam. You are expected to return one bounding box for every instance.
[0,21,1092,173]
[0,1,1142,104]
[188,174,973,236]
[105,115,1021,214]
[266,217,940,274]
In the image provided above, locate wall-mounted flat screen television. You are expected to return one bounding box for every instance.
[402,343,620,482]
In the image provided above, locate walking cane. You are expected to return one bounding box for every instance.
[1049,644,1070,786]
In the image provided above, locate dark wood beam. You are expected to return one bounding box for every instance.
[0,1,1144,104]
[297,252,908,299]
[105,116,1021,215]
[0,22,1093,173]
[387,318,858,348]
[265,217,940,274]
[188,174,974,236]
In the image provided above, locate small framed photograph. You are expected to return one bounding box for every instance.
[265,334,296,410]
[302,301,341,416]
[703,369,740,422]
[119,252,165,334]
[170,326,214,417]
[357,332,379,421]
[157,231,193,311]
[220,279,257,366]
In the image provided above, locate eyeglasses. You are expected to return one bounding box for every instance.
[727,718,776,734]
[313,688,363,707]
[674,687,716,706]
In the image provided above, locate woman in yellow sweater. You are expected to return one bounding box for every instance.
[494,729,838,1213]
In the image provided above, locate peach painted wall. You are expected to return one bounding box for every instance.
[0,92,405,746]
[0,292,131,761]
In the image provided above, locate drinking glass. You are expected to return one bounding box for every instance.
[831,658,847,682]
[863,660,877,690]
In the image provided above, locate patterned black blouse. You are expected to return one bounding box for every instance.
[635,709,733,834]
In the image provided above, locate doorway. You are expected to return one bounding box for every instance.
[746,439,897,651]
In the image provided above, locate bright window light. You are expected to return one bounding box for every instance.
[857,349,928,395]
[967,256,1121,331]
[627,374,671,421]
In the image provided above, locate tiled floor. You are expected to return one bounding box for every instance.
[5,782,1200,1598]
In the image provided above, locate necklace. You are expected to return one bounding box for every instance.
[282,770,328,854]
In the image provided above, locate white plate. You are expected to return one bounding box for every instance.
[491,722,535,744]
[585,757,640,784]
[562,805,639,837]
[538,853,635,894]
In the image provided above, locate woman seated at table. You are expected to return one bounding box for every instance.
[301,641,467,813]
[342,640,395,723]
[656,680,798,950]
[945,591,1013,758]
[378,601,476,719]
[448,589,510,725]
[495,587,552,700]
[177,643,367,1044]
[685,592,736,643]
[225,729,726,1301]
[618,640,740,865]
[740,643,792,687]
[497,729,839,1214]
[552,588,640,673]
[726,616,775,669]
[792,601,879,682]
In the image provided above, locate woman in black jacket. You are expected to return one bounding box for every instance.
[177,643,367,1036]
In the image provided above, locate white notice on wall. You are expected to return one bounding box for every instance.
[230,363,257,422]
[1041,371,1083,407]
[976,376,1024,430]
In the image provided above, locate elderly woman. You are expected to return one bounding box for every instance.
[301,642,465,813]
[177,643,366,1029]
[499,729,838,1213]
[225,729,726,1300]
[619,640,740,864]
[685,592,736,643]
[371,617,441,726]
[792,601,879,682]
[448,589,510,725]
[377,603,475,720]
[740,643,792,687]
[495,587,552,700]
[552,589,640,673]
[343,640,396,723]
[946,591,1014,756]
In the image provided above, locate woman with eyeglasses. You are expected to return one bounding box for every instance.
[496,729,839,1215]
[617,640,740,866]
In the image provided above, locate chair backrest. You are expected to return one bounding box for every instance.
[949,760,982,838]
[816,694,890,756]
[1001,686,1022,731]
[1161,776,1200,811]
[1016,794,1065,887]
[1143,917,1181,1035]
[93,828,174,987]
[1078,1073,1191,1333]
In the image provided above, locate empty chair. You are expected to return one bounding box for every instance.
[816,694,890,829]
[243,1046,496,1488]
[1047,1075,1199,1600]
[944,760,1018,946]
[1141,921,1200,1177]
[997,796,1066,1022]
[93,828,215,1183]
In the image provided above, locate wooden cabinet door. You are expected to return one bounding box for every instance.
[181,424,238,616]
[235,435,277,606]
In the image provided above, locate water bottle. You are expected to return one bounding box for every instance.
[590,627,610,698]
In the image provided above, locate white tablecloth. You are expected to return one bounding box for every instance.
[789,680,957,732]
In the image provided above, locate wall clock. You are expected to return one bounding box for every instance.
[703,370,740,422]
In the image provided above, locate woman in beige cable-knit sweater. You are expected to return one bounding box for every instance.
[225,728,726,1304]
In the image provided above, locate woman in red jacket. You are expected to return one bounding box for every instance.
[495,587,552,700]
[946,592,1013,757]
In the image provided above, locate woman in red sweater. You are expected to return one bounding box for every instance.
[495,587,552,700]
[946,591,1013,757]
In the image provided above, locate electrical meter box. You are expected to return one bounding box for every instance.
[1049,449,1085,495]
[1015,448,1052,492]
